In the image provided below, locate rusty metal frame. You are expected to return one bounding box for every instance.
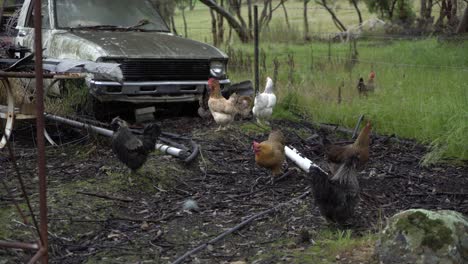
[0,0,49,262]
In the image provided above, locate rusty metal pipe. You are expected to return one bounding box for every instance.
[0,241,39,250]
[0,71,55,78]
[33,0,48,262]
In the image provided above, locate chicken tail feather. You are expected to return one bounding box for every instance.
[142,123,161,151]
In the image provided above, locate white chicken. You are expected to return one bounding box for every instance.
[252,77,276,125]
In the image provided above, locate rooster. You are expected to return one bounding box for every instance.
[110,117,161,172]
[207,78,249,131]
[253,130,286,182]
[308,156,360,226]
[252,77,276,125]
[357,70,375,96]
[321,121,372,175]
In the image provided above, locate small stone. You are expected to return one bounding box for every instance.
[140,221,149,230]
[207,244,214,251]
[335,254,341,260]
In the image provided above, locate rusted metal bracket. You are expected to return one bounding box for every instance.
[0,77,57,149]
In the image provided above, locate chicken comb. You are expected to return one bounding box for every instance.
[369,71,376,79]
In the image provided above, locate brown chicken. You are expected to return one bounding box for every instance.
[253,130,286,181]
[207,78,251,130]
[321,121,372,175]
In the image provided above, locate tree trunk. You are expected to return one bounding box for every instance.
[247,0,253,34]
[189,0,196,11]
[317,0,347,32]
[435,0,448,30]
[201,0,251,42]
[350,0,363,25]
[281,1,291,29]
[210,8,218,46]
[448,0,459,28]
[389,0,398,20]
[171,16,178,35]
[182,8,188,38]
[304,0,310,41]
[456,6,468,33]
[217,0,225,44]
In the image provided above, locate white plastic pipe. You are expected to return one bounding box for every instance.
[285,146,328,175]
[45,113,184,157]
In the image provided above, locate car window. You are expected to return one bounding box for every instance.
[54,0,169,31]
[26,2,50,29]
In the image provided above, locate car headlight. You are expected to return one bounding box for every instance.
[210,61,226,78]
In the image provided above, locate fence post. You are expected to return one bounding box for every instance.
[310,44,314,71]
[338,81,343,104]
[328,36,331,63]
[273,57,279,88]
[254,5,259,95]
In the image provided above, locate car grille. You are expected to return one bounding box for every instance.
[117,59,211,81]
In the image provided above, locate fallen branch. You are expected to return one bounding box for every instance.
[49,213,176,224]
[171,188,311,264]
[76,191,134,203]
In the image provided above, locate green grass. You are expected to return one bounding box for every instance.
[251,229,377,263]
[173,1,468,164]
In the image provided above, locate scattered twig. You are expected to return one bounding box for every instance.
[405,192,468,197]
[49,213,177,224]
[171,188,311,264]
[76,191,134,203]
[1,169,29,224]
[5,140,43,242]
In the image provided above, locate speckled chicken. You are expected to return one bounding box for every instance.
[110,117,161,172]
[308,156,360,226]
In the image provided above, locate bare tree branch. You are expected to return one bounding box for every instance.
[316,0,347,31]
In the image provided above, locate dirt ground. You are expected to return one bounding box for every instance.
[0,115,467,263]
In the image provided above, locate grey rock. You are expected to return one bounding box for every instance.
[375,209,468,264]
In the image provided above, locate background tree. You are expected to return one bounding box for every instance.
[304,0,311,40]
[316,0,347,32]
[363,0,415,24]
[350,0,363,24]
[456,5,468,32]
[151,0,177,33]
[200,0,285,43]
[176,0,191,37]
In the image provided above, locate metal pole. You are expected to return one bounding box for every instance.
[254,5,259,94]
[33,0,48,262]
[44,114,186,158]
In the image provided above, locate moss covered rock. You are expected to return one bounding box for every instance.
[375,209,468,264]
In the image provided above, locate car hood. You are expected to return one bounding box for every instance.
[47,30,227,61]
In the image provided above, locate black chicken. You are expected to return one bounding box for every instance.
[110,117,161,172]
[307,155,360,226]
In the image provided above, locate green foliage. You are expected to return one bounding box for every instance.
[252,229,376,263]
[364,0,415,23]
[44,79,89,116]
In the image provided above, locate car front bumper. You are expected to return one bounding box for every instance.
[89,79,230,103]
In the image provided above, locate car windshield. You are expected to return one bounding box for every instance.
[55,0,169,31]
